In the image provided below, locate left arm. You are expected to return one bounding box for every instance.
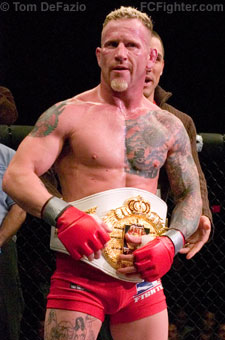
[118,118,202,280]
[0,204,26,247]
[178,117,212,258]
[165,122,202,241]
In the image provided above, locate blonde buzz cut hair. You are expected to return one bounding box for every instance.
[103,6,153,33]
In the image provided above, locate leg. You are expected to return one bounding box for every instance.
[44,308,102,340]
[110,309,168,340]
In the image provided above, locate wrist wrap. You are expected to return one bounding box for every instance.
[163,229,185,255]
[41,196,70,226]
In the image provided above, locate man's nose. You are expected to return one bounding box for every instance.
[115,43,128,61]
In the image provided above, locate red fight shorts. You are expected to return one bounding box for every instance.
[47,253,167,324]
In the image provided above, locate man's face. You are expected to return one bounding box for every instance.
[96,19,151,93]
[143,36,165,99]
[168,323,178,339]
[218,324,225,340]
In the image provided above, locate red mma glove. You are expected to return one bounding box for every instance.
[134,230,184,281]
[42,196,110,260]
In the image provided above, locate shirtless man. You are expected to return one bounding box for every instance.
[3,7,202,340]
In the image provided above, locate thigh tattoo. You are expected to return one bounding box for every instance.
[45,309,99,340]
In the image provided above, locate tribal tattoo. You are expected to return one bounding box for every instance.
[125,111,169,178]
[30,101,67,137]
[45,310,97,340]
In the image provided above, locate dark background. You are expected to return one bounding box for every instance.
[0,0,224,133]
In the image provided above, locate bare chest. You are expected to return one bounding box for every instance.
[61,110,171,178]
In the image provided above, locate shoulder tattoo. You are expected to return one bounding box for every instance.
[30,101,67,137]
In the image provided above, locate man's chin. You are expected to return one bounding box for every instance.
[143,88,152,98]
[111,79,128,92]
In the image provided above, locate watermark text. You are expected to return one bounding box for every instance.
[0,1,86,12]
[140,2,223,14]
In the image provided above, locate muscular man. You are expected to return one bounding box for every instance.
[0,143,26,340]
[143,31,212,259]
[3,7,202,340]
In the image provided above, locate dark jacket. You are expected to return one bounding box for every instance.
[155,85,212,221]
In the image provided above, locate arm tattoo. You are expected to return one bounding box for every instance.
[45,310,97,340]
[30,101,67,137]
[166,124,202,238]
[125,111,168,178]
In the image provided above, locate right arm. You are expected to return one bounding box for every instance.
[3,101,110,260]
[3,102,67,217]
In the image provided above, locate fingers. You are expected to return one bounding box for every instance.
[94,249,101,259]
[124,233,142,244]
[102,222,113,233]
[185,241,204,259]
[87,249,102,261]
[117,265,137,275]
[87,253,95,261]
[179,241,204,259]
[119,254,134,261]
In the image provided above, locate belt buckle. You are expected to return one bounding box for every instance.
[101,195,167,269]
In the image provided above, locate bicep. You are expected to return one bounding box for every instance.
[10,133,63,177]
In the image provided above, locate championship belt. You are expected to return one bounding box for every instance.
[50,188,168,282]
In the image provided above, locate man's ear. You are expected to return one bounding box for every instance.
[160,60,165,76]
[96,47,101,67]
[146,48,157,71]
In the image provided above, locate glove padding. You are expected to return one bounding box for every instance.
[134,236,175,281]
[57,206,110,260]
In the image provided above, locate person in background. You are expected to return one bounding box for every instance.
[0,142,26,340]
[143,30,212,259]
[168,322,179,340]
[0,86,18,125]
[216,322,225,340]
[0,86,26,340]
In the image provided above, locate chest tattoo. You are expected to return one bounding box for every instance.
[125,112,169,179]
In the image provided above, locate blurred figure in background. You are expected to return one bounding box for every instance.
[0,87,26,340]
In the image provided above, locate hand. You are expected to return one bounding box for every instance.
[57,206,111,261]
[117,234,175,281]
[179,215,211,259]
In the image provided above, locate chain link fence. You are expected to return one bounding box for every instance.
[164,151,225,339]
[1,127,224,339]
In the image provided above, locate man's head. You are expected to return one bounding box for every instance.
[168,323,178,340]
[96,7,156,94]
[102,6,153,33]
[218,323,225,340]
[0,87,18,125]
[143,30,165,101]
